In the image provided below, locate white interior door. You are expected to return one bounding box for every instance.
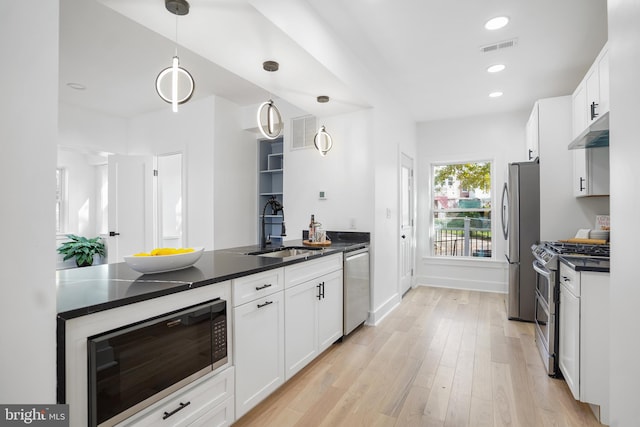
[400,154,415,295]
[107,154,153,263]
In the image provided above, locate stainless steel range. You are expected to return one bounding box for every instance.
[531,241,610,377]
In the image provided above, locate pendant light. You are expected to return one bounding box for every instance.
[257,61,283,140]
[314,96,333,156]
[155,0,195,113]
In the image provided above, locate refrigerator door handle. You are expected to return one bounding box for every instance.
[501,182,509,241]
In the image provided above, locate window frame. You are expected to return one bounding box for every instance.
[430,159,494,259]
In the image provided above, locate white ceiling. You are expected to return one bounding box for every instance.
[59,0,608,121]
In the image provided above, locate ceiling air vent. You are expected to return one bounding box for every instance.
[291,115,317,150]
[480,38,518,54]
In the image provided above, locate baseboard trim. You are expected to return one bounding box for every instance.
[367,292,401,326]
[416,275,506,293]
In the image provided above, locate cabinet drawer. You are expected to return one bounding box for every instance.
[183,396,234,427]
[559,264,580,297]
[118,367,234,427]
[285,253,342,289]
[232,268,284,307]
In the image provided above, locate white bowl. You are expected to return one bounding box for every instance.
[124,247,204,274]
[589,231,609,241]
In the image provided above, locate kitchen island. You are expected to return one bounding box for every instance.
[57,232,369,426]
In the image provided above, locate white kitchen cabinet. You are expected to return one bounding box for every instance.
[572,146,609,197]
[559,269,580,400]
[117,367,235,427]
[284,254,343,380]
[232,270,285,419]
[571,43,610,138]
[525,102,539,160]
[558,263,610,424]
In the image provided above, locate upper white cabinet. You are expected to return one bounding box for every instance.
[525,102,540,161]
[573,146,609,197]
[572,44,610,139]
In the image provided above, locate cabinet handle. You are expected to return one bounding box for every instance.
[528,149,533,160]
[255,283,272,291]
[163,401,191,420]
[257,301,273,308]
[579,177,586,192]
[317,283,322,300]
[590,101,599,120]
[320,281,325,300]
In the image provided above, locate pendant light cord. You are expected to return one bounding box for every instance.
[174,14,179,57]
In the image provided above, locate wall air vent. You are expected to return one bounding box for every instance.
[480,38,518,54]
[291,115,317,150]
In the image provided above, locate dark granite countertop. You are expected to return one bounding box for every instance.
[57,233,369,320]
[559,255,610,273]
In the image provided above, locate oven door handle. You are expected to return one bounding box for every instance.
[533,260,552,279]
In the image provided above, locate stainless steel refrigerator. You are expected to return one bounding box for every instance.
[501,160,539,321]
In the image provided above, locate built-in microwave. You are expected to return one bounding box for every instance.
[87,298,227,427]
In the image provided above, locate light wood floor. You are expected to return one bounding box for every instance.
[233,286,603,427]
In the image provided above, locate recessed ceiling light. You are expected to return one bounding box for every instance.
[489,91,503,98]
[487,64,506,73]
[485,16,509,30]
[66,82,86,90]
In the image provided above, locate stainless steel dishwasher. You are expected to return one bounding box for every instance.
[343,246,370,335]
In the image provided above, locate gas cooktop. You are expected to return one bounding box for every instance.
[544,241,610,258]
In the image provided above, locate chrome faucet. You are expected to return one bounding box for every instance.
[261,196,286,249]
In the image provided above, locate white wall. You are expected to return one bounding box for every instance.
[608,0,640,424]
[0,1,58,403]
[213,96,259,249]
[284,108,375,236]
[58,103,128,154]
[128,97,216,250]
[57,148,99,237]
[416,111,527,292]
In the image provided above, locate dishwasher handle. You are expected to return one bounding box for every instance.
[344,247,369,259]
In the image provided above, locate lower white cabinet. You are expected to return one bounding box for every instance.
[285,268,343,380]
[117,367,234,427]
[558,263,610,424]
[233,285,285,419]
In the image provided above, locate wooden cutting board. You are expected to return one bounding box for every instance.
[302,240,332,247]
[560,238,608,245]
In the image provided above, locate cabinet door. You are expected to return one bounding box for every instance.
[234,292,284,419]
[586,66,600,125]
[572,83,588,138]
[598,49,610,115]
[573,149,588,197]
[525,103,539,160]
[559,283,580,401]
[284,280,319,380]
[317,269,344,353]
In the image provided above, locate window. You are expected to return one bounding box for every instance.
[432,161,492,257]
[56,168,66,233]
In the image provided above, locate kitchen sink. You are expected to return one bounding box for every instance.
[246,246,324,260]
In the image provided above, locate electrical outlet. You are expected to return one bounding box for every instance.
[319,191,326,200]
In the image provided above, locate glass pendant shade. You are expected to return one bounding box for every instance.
[314,125,333,156]
[156,56,194,112]
[257,99,283,139]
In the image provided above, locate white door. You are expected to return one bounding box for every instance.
[399,154,415,295]
[107,154,153,262]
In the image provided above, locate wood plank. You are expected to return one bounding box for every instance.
[233,286,604,427]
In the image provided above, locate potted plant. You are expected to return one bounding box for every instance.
[57,234,106,267]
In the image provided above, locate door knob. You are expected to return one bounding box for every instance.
[109,231,120,237]
[401,234,406,239]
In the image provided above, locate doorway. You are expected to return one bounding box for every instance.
[399,153,415,296]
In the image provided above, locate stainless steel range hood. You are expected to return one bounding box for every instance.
[568,112,609,149]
